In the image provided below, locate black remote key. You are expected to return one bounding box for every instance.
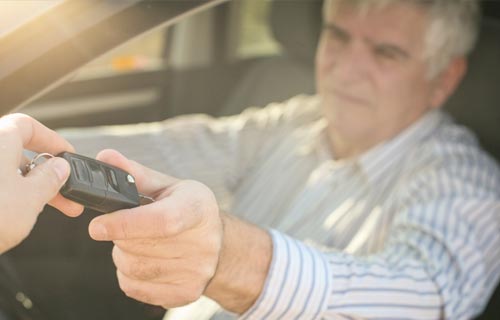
[57,152,141,213]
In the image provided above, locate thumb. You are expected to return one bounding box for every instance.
[96,149,178,196]
[25,157,70,205]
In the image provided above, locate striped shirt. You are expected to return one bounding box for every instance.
[63,95,500,320]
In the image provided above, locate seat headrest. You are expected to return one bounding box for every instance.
[270,0,323,65]
[444,18,500,161]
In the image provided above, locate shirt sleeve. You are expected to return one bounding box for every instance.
[62,95,318,205]
[240,154,500,320]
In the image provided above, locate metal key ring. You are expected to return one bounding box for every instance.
[25,153,55,173]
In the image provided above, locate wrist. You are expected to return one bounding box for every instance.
[204,213,272,314]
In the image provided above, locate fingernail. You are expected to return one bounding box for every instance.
[90,223,108,240]
[52,158,70,181]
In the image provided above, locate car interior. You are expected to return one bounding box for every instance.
[1,0,499,319]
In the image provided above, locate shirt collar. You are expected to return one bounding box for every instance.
[358,109,446,186]
[312,109,446,186]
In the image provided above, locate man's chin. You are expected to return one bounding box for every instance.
[322,100,376,132]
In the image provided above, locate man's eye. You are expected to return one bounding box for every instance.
[373,46,410,61]
[324,27,349,44]
[374,47,403,61]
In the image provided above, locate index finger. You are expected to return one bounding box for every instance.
[88,198,186,241]
[0,113,74,166]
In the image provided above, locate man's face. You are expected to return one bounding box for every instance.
[316,2,446,145]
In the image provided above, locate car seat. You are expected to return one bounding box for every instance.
[217,0,322,116]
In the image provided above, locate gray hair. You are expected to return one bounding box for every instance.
[324,0,481,78]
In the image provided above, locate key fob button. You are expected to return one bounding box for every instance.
[88,162,107,189]
[106,168,119,191]
[71,158,91,183]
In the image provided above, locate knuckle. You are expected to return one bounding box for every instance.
[6,113,30,125]
[132,291,153,304]
[188,197,204,217]
[7,114,33,135]
[118,216,131,239]
[199,263,216,281]
[123,287,155,306]
[126,259,144,277]
[187,180,219,216]
[0,114,29,139]
[114,248,141,277]
[116,273,133,295]
[160,210,183,237]
[116,273,151,304]
[114,249,164,281]
[144,263,164,280]
[187,256,215,281]
[205,233,223,252]
[190,283,206,301]
[122,286,141,301]
[180,286,203,305]
[111,245,123,267]
[127,260,151,280]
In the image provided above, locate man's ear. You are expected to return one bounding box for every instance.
[430,57,467,109]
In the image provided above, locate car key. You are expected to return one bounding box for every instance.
[25,152,153,213]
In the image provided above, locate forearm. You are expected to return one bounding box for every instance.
[204,212,273,314]
[213,226,439,320]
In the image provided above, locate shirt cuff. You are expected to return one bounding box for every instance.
[240,229,331,320]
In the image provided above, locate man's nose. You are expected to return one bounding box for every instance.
[329,42,370,85]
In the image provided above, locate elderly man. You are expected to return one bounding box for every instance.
[64,0,499,319]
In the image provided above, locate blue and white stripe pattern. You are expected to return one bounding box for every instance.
[63,95,500,320]
[236,98,500,320]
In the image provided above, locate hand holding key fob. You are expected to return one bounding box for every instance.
[57,152,142,213]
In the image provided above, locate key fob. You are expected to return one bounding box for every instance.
[57,152,141,213]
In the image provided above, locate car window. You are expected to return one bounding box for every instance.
[237,0,281,59]
[73,27,167,80]
[0,0,63,37]
[16,0,283,128]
